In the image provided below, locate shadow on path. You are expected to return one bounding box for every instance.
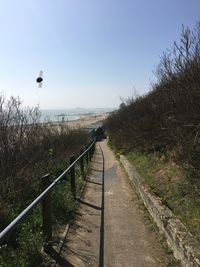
[91,160,103,164]
[47,247,74,267]
[55,142,105,267]
[86,179,102,186]
[98,143,105,267]
[91,168,103,173]
[79,199,101,211]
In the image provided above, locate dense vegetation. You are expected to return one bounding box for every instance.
[105,23,200,238]
[0,95,90,266]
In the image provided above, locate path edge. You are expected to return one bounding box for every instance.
[120,154,200,267]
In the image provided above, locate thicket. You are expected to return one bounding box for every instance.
[105,22,200,242]
[0,95,90,266]
[105,22,200,179]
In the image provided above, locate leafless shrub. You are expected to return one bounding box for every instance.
[0,95,89,229]
[105,21,200,167]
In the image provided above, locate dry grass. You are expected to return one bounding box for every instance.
[128,151,200,241]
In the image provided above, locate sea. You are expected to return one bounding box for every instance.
[40,108,114,123]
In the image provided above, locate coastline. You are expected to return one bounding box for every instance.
[43,112,109,130]
[66,113,108,129]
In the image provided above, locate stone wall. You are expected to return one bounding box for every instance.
[120,155,200,267]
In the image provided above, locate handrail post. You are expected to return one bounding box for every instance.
[70,155,76,200]
[41,173,52,252]
[92,141,95,157]
[85,146,89,165]
[88,143,92,162]
[80,149,85,179]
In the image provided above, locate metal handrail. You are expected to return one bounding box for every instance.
[0,139,95,244]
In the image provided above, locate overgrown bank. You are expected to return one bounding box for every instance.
[105,22,200,241]
[0,95,91,266]
[127,151,200,241]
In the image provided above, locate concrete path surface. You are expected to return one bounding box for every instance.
[58,141,174,267]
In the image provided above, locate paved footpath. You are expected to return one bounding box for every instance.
[59,141,174,267]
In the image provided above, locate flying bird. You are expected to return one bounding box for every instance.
[36,70,43,88]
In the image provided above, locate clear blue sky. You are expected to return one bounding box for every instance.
[0,0,199,109]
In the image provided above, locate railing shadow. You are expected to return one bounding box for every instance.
[98,143,104,267]
[47,247,74,267]
[91,168,103,173]
[91,160,103,164]
[78,143,105,267]
[56,142,105,267]
[86,179,102,186]
[79,199,101,211]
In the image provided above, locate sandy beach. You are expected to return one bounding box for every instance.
[67,113,108,129]
[48,112,109,130]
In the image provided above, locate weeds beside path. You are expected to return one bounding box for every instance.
[128,151,200,242]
